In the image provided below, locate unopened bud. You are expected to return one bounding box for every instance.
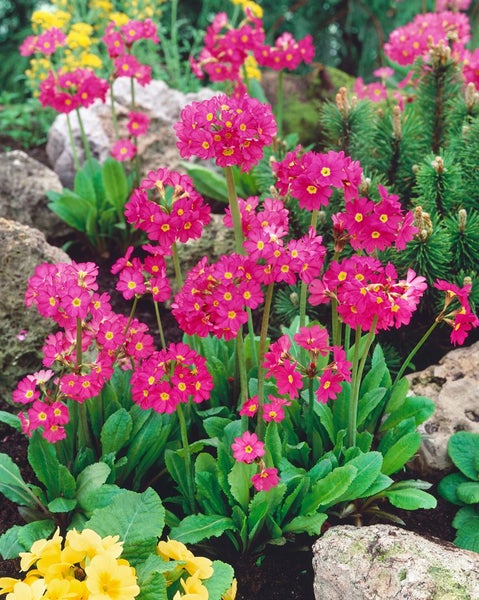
[465,82,478,111]
[318,210,327,225]
[358,175,371,195]
[290,292,299,307]
[464,276,472,286]
[458,208,467,233]
[414,206,433,239]
[431,156,445,173]
[336,87,350,116]
[393,105,402,139]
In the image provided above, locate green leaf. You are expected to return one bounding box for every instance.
[386,377,410,413]
[438,472,470,505]
[380,395,435,431]
[135,555,168,600]
[76,462,111,506]
[0,453,39,507]
[283,513,328,536]
[102,157,129,210]
[384,488,437,510]
[247,484,286,544]
[337,451,384,502]
[203,560,235,600]
[164,449,191,500]
[47,189,94,233]
[452,504,479,529]
[454,517,479,552]
[314,402,335,444]
[228,461,254,511]
[381,431,421,476]
[47,497,77,513]
[456,481,479,504]
[265,421,282,467]
[448,431,479,480]
[179,161,228,203]
[28,432,76,502]
[357,388,387,428]
[85,488,165,564]
[74,166,97,205]
[301,464,357,514]
[0,410,21,431]
[169,514,236,545]
[0,520,55,559]
[101,408,133,456]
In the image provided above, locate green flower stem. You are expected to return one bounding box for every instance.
[171,241,184,290]
[109,82,119,139]
[153,301,167,350]
[235,329,249,409]
[74,317,94,452]
[276,70,284,139]
[299,209,319,329]
[224,165,252,405]
[67,113,80,172]
[256,283,275,437]
[75,317,83,368]
[348,319,377,448]
[224,166,244,254]
[177,402,197,514]
[394,319,440,384]
[169,0,181,84]
[75,108,93,170]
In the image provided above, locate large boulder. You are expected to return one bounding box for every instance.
[408,340,479,475]
[0,150,70,244]
[0,218,70,406]
[313,524,479,600]
[46,79,216,187]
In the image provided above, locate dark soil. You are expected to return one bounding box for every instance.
[0,138,460,597]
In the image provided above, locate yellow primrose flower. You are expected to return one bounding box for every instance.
[89,0,114,12]
[244,55,261,81]
[5,579,46,600]
[222,577,237,600]
[157,539,213,580]
[67,31,93,50]
[31,9,71,32]
[85,554,140,600]
[39,576,82,599]
[78,51,103,69]
[173,574,208,600]
[19,529,63,573]
[109,12,130,26]
[64,529,123,565]
[0,578,20,595]
[51,0,70,9]
[230,0,263,18]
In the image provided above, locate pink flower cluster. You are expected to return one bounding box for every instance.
[20,27,66,56]
[130,342,213,413]
[272,148,363,211]
[111,246,171,302]
[239,395,291,423]
[334,184,418,253]
[174,93,277,171]
[102,19,158,161]
[255,32,315,71]
[38,68,109,114]
[190,9,314,93]
[309,258,428,333]
[384,11,470,66]
[124,167,211,253]
[263,324,352,404]
[13,261,156,441]
[434,279,479,345]
[172,253,263,340]
[224,196,326,285]
[231,431,279,491]
[190,11,265,84]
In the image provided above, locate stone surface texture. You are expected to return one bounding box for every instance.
[46,79,216,187]
[313,524,479,600]
[407,340,479,475]
[0,218,70,404]
[0,150,70,243]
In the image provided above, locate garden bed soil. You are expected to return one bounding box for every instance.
[0,138,460,597]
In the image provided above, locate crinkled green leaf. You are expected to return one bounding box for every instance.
[169,514,236,545]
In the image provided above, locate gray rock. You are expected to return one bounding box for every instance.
[0,218,70,406]
[0,150,70,243]
[407,340,479,475]
[46,79,216,187]
[313,524,479,600]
